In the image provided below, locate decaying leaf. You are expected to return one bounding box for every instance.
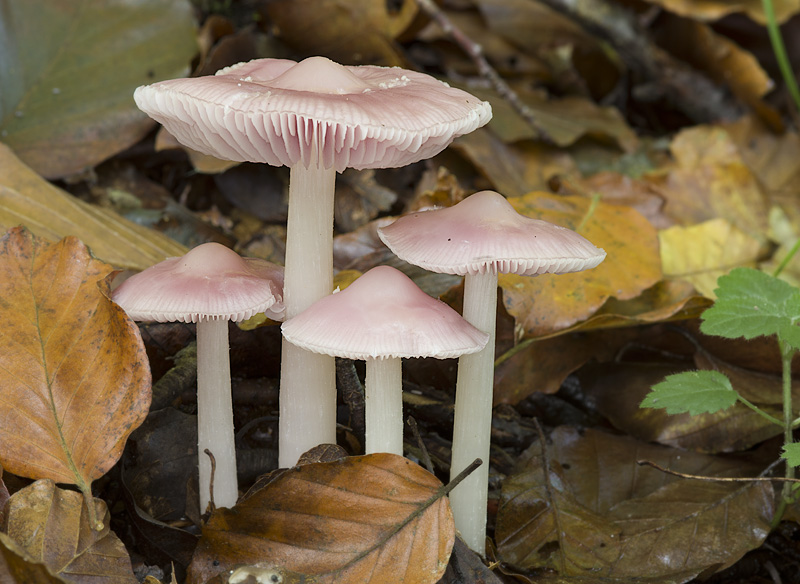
[0,228,151,495]
[0,0,197,178]
[0,533,64,584]
[580,362,782,453]
[653,125,770,242]
[637,0,800,24]
[4,480,137,583]
[265,0,418,65]
[500,192,661,337]
[496,427,774,580]
[188,453,454,584]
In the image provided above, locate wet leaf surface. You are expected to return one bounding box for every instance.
[496,427,774,581]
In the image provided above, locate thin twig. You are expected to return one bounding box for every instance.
[204,448,217,513]
[414,0,553,141]
[441,458,483,496]
[637,458,800,483]
[407,416,435,474]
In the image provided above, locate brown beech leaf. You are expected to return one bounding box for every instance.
[187,453,454,584]
[0,228,151,492]
[496,427,773,581]
[265,0,417,65]
[638,0,800,24]
[0,533,64,584]
[4,480,137,583]
[499,193,661,337]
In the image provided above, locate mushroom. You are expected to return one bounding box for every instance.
[281,265,488,455]
[378,190,606,551]
[112,243,284,511]
[133,56,492,467]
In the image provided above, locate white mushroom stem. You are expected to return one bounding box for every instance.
[449,270,498,552]
[365,357,404,455]
[279,162,338,468]
[196,317,239,510]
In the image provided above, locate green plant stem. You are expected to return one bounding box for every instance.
[762,0,800,114]
[772,338,796,527]
[773,237,800,278]
[737,394,783,427]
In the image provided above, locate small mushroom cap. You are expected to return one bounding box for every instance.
[133,56,492,172]
[378,190,606,276]
[112,243,285,323]
[281,266,489,360]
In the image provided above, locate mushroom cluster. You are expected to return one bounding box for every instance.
[134,56,492,467]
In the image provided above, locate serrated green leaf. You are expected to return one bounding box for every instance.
[641,370,738,415]
[781,443,800,467]
[700,268,800,340]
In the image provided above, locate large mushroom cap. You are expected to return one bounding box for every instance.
[281,266,488,360]
[113,242,285,323]
[378,190,607,276]
[134,56,492,172]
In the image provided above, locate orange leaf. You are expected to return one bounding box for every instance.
[188,453,455,584]
[0,227,151,490]
[500,193,661,337]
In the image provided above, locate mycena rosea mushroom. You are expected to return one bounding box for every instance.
[378,190,606,551]
[281,266,488,455]
[133,56,492,467]
[112,243,284,511]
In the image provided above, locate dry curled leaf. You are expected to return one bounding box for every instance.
[0,228,151,494]
[188,453,454,584]
[4,480,137,584]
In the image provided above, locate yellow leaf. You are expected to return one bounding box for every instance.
[500,193,661,337]
[0,144,187,271]
[659,218,763,298]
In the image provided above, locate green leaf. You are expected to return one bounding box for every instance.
[700,267,800,341]
[781,443,800,468]
[641,370,738,415]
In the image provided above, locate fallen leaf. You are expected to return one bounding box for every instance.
[500,193,661,337]
[581,362,781,452]
[659,218,763,298]
[496,427,773,580]
[187,453,454,584]
[0,533,64,584]
[0,0,197,178]
[0,144,188,271]
[0,228,151,495]
[638,0,800,24]
[4,480,137,583]
[652,125,770,242]
[265,0,418,65]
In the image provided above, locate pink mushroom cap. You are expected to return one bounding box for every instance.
[133,56,492,172]
[281,266,489,360]
[112,242,285,323]
[378,190,606,276]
